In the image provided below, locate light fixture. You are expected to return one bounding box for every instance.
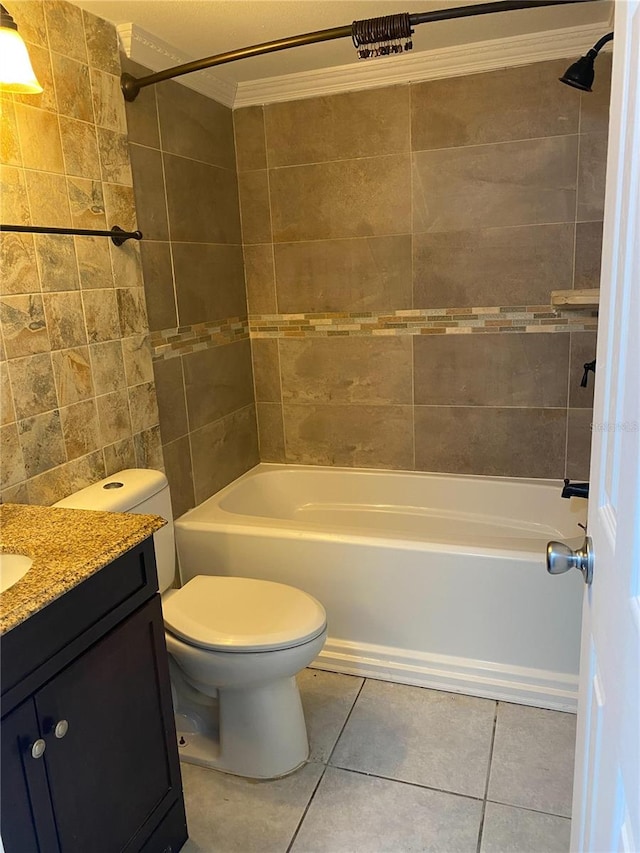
[0,3,43,94]
[560,32,614,92]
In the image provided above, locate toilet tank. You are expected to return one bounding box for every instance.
[54,469,176,593]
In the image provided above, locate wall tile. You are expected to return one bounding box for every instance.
[103,436,136,476]
[270,154,411,242]
[172,243,246,326]
[243,244,276,314]
[44,0,87,62]
[26,171,71,227]
[34,234,79,291]
[414,406,566,478]
[184,339,254,429]
[577,133,608,222]
[52,54,93,123]
[191,405,259,504]
[26,464,71,505]
[0,423,26,489]
[157,81,235,169]
[122,334,154,386]
[569,332,597,409]
[256,402,285,462]
[2,481,29,504]
[280,337,413,405]
[251,339,280,402]
[116,287,148,336]
[121,59,160,149]
[413,223,574,308]
[43,291,87,349]
[129,144,169,240]
[67,176,106,229]
[574,222,604,289]
[265,86,410,167]
[413,136,577,233]
[0,165,30,224]
[83,10,120,75]
[0,100,21,167]
[283,403,414,469]
[96,389,131,445]
[414,333,570,407]
[90,68,127,133]
[275,235,412,313]
[162,434,195,518]
[82,289,120,342]
[234,106,266,171]
[18,409,66,478]
[238,170,272,244]
[97,128,133,185]
[60,399,100,460]
[89,339,126,394]
[134,424,163,469]
[102,182,136,231]
[109,240,144,289]
[411,61,578,151]
[14,104,64,173]
[0,361,16,425]
[0,233,39,295]
[51,346,94,405]
[139,241,177,331]
[128,381,159,433]
[75,235,113,290]
[566,408,593,480]
[580,53,612,134]
[66,449,106,491]
[0,294,49,357]
[59,116,101,180]
[8,1,48,48]
[8,352,57,419]
[153,355,188,444]
[164,154,241,244]
[15,43,57,113]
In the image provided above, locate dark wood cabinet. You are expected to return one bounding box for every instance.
[0,539,187,853]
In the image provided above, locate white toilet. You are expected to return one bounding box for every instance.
[55,468,327,780]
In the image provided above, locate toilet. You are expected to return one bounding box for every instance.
[54,468,327,780]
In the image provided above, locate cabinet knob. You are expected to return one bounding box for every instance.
[31,739,46,759]
[54,719,69,739]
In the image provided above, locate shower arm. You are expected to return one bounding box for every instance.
[121,0,599,101]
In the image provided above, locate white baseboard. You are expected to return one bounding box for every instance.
[312,637,578,712]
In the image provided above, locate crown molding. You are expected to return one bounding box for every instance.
[234,21,610,108]
[117,23,237,108]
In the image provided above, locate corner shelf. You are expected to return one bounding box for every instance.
[551,288,600,309]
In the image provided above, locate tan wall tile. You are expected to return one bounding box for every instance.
[265,86,410,167]
[44,0,87,63]
[413,223,573,309]
[66,449,107,491]
[134,423,163,469]
[8,352,57,418]
[283,403,414,469]
[18,409,66,477]
[96,389,131,445]
[26,171,71,226]
[238,170,272,244]
[0,294,49,356]
[566,408,593,480]
[411,61,578,151]
[60,398,100,459]
[89,339,126,394]
[251,338,280,402]
[128,144,169,240]
[75,235,113,289]
[121,58,160,149]
[256,402,285,462]
[43,291,87,349]
[184,339,254,429]
[1,481,29,504]
[14,104,64,172]
[234,106,266,172]
[577,133,608,222]
[139,241,176,331]
[82,288,119,342]
[109,240,144,289]
[103,436,136,476]
[0,423,26,488]
[243,244,276,314]
[413,136,577,233]
[414,333,569,407]
[8,1,48,48]
[128,381,159,433]
[0,100,22,166]
[172,243,246,326]
[270,154,411,242]
[1,165,30,224]
[51,346,94,405]
[275,235,412,314]
[0,361,16,425]
[34,234,79,291]
[82,10,120,75]
[0,233,39,295]
[280,337,412,405]
[153,356,188,445]
[97,128,132,185]
[414,406,566,478]
[52,54,93,122]
[162,434,195,518]
[102,182,135,231]
[90,68,127,132]
[580,53,612,134]
[59,116,101,180]
[15,42,57,112]
[122,334,154,386]
[26,464,71,505]
[574,222,604,290]
[116,287,148,336]
[67,176,106,229]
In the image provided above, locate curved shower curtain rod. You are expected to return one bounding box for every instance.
[121,0,599,101]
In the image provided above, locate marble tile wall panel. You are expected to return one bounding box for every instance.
[0,1,162,505]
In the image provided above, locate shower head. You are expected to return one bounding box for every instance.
[560,31,613,92]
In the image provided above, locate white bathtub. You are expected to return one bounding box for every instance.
[174,464,587,711]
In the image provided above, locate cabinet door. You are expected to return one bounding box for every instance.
[35,597,181,853]
[0,700,59,853]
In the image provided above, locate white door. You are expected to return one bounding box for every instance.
[571,2,640,851]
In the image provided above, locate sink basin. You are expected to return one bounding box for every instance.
[0,553,33,593]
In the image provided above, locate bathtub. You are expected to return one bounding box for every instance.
[174,464,587,711]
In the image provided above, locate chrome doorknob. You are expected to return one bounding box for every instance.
[546,536,594,585]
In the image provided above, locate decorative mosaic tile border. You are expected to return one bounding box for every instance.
[151,306,598,358]
[151,318,249,360]
[249,306,599,339]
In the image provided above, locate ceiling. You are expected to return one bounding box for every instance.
[71,0,612,84]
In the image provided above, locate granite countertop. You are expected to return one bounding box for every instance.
[0,504,166,635]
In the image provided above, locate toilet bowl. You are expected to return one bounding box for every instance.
[54,469,327,780]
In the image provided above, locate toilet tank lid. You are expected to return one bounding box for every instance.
[54,469,168,513]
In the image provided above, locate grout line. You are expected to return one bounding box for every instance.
[284,764,327,853]
[485,797,572,820]
[476,701,499,853]
[326,676,366,767]
[328,763,486,803]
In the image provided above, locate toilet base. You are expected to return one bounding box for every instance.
[172,675,310,779]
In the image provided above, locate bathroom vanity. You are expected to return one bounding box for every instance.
[0,504,187,853]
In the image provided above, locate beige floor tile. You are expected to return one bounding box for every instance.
[487,703,576,817]
[481,802,571,852]
[297,668,364,763]
[330,680,496,797]
[180,761,323,853]
[291,766,482,852]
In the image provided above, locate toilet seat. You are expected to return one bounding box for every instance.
[163,576,327,653]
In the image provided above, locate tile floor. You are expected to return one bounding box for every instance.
[181,670,576,853]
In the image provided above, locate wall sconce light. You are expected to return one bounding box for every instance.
[0,4,43,94]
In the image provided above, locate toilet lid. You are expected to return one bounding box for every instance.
[163,576,327,652]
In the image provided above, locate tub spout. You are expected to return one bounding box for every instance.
[561,479,589,499]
